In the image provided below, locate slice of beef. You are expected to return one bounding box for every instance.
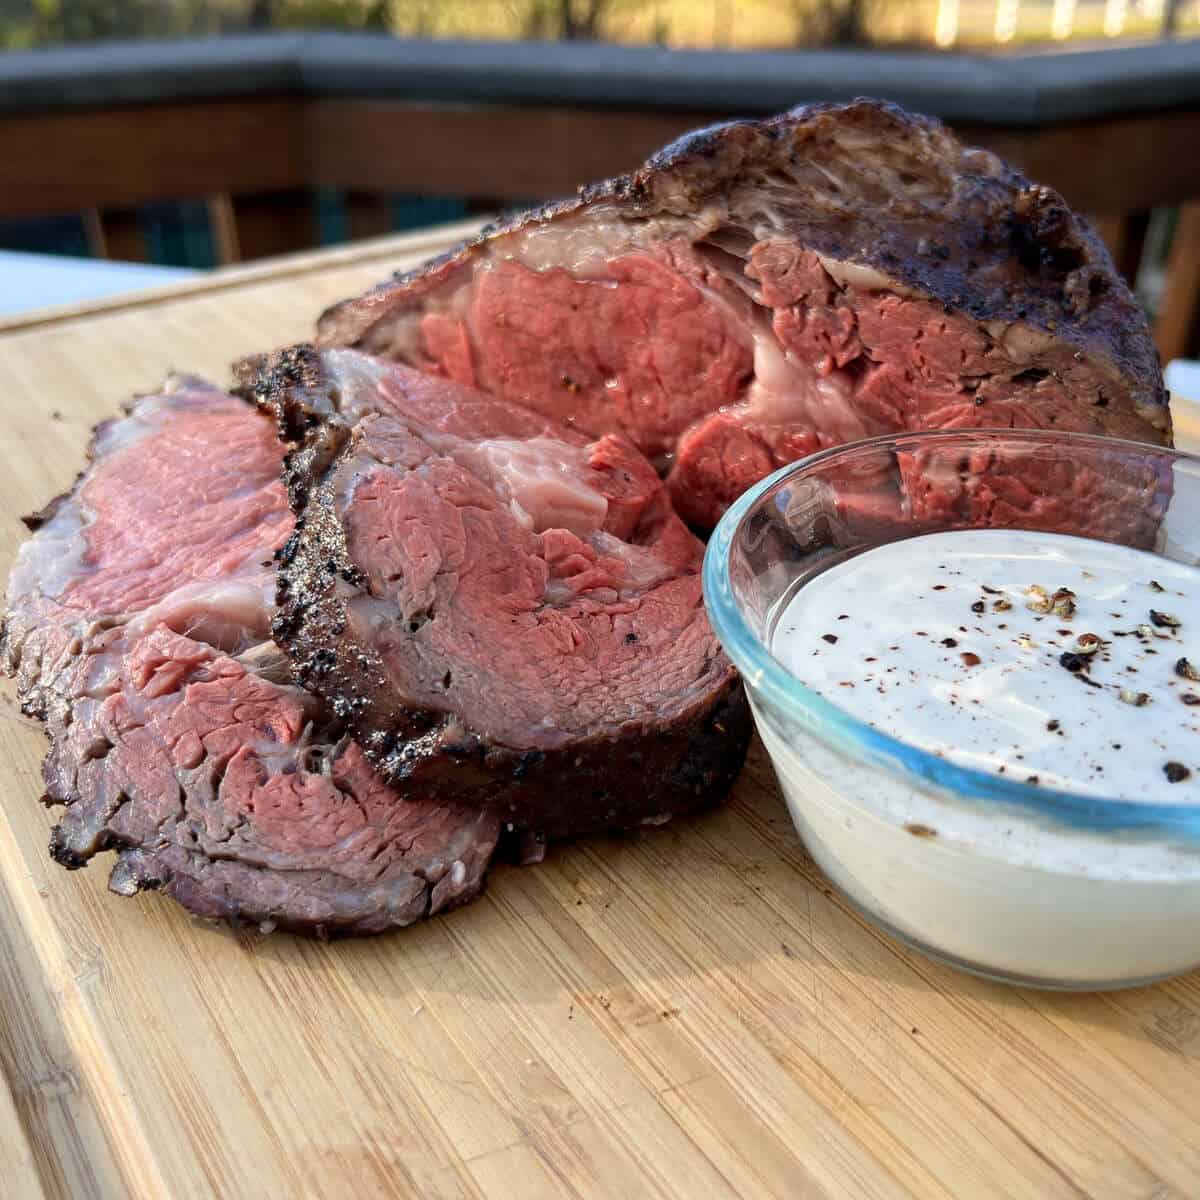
[2,377,499,936]
[246,346,751,837]
[316,99,1168,529]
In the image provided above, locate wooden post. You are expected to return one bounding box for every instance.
[1155,202,1200,364]
[82,208,108,259]
[229,191,317,262]
[206,193,241,266]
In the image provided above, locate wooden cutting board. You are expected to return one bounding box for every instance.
[2,226,1200,1200]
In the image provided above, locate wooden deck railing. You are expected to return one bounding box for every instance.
[3,34,1200,359]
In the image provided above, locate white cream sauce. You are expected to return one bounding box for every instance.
[772,529,1200,803]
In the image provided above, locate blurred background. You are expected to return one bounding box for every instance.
[5,0,1198,52]
[1,2,1198,353]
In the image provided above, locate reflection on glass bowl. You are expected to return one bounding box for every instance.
[704,428,1200,990]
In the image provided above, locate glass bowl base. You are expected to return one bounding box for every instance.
[833,886,1195,993]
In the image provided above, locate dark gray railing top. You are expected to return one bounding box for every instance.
[1,32,1198,125]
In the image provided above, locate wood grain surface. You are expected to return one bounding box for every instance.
[2,227,1200,1200]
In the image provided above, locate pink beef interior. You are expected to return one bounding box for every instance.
[300,353,723,751]
[383,238,1159,531]
[3,380,501,935]
[65,397,293,615]
[322,101,1167,530]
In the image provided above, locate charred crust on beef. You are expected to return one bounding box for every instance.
[248,346,752,838]
[48,826,89,870]
[234,342,330,442]
[22,484,84,533]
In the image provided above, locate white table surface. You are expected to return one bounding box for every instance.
[0,250,199,317]
[1167,359,1200,406]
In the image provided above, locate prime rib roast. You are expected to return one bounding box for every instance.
[244,346,750,837]
[1,99,1171,936]
[317,100,1168,528]
[1,379,502,935]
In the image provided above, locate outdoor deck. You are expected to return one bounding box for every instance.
[2,34,1200,356]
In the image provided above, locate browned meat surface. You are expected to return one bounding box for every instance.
[317,99,1168,529]
[4,97,1169,939]
[247,346,751,838]
[2,378,500,936]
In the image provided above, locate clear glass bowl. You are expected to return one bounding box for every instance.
[703,428,1200,990]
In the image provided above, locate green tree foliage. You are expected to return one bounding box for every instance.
[4,0,885,50]
[32,0,176,43]
[267,0,389,31]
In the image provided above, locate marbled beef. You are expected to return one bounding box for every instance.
[1,378,500,935]
[316,99,1168,529]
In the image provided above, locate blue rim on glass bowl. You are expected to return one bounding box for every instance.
[702,426,1200,842]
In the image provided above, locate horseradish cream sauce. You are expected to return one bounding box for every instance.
[757,528,1200,986]
[772,529,1200,802]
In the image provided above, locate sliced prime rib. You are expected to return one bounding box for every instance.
[1,378,500,936]
[244,346,751,836]
[316,99,1168,529]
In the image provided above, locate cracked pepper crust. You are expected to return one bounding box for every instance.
[244,346,753,840]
